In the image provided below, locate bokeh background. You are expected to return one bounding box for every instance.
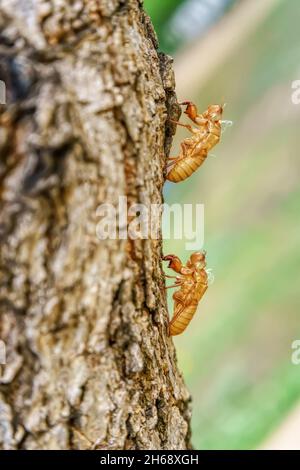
[145,0,300,450]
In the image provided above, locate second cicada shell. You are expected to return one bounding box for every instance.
[163,251,209,336]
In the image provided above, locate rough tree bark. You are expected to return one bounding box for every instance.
[0,0,191,450]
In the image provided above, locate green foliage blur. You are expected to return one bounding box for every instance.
[144,0,237,53]
[144,0,184,52]
[145,0,300,450]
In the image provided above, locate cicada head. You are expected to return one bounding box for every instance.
[206,104,223,121]
[189,251,207,269]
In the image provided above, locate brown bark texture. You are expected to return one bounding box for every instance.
[0,0,192,450]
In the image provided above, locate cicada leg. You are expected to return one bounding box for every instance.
[170,119,200,136]
[164,278,183,290]
[166,141,191,169]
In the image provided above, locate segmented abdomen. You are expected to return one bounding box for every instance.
[169,303,198,336]
[166,121,221,183]
[166,153,207,182]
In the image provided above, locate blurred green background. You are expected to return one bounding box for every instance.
[145,0,300,450]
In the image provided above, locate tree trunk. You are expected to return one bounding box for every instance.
[0,0,191,450]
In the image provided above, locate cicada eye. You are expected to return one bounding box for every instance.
[209,104,222,120]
